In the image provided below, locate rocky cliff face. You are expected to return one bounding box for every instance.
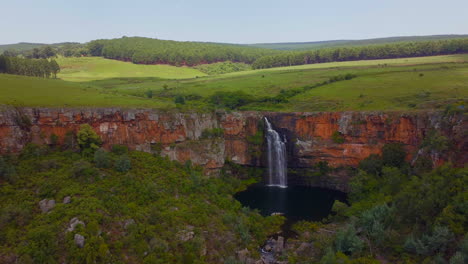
[0,108,466,188]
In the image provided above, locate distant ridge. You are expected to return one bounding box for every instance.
[245,34,468,50]
[0,42,80,53]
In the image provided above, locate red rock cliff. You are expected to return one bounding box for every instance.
[0,108,466,172]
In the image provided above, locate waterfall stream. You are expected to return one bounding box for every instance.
[264,117,287,188]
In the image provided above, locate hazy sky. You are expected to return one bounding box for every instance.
[2,0,467,44]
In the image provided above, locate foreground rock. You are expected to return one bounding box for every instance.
[38,199,55,213]
[74,234,85,248]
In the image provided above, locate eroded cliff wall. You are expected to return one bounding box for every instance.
[0,108,466,177]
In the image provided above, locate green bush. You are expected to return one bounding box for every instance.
[77,124,102,150]
[115,155,132,172]
[174,95,185,105]
[382,142,406,168]
[111,144,128,155]
[145,90,153,98]
[208,91,251,109]
[200,128,224,139]
[71,160,98,179]
[359,154,383,175]
[334,225,364,255]
[404,226,454,256]
[331,131,345,144]
[421,130,449,152]
[0,156,16,183]
[94,148,111,168]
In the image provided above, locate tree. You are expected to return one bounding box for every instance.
[49,59,60,78]
[382,142,406,168]
[77,124,102,150]
[94,149,111,168]
[115,155,131,172]
[40,46,56,58]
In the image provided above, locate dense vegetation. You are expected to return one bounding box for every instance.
[193,61,251,75]
[0,55,60,78]
[281,139,467,263]
[0,125,282,263]
[87,37,278,66]
[252,39,468,69]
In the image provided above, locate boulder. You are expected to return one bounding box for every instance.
[275,236,284,253]
[67,217,85,232]
[295,242,313,256]
[236,248,249,263]
[177,230,195,242]
[123,219,135,230]
[39,199,55,213]
[63,196,71,204]
[74,234,85,248]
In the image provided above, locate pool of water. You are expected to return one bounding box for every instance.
[234,184,347,223]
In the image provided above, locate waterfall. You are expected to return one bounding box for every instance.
[264,117,287,188]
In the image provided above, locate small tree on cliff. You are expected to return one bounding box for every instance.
[77,124,102,150]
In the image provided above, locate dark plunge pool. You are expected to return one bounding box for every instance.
[234,184,347,222]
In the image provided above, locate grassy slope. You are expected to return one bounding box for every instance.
[57,57,207,82]
[0,74,172,108]
[1,55,467,110]
[98,54,468,111]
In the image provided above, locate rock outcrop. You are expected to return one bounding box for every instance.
[0,108,466,189]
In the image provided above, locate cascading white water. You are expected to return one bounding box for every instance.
[264,117,287,188]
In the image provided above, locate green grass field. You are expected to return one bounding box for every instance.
[1,55,467,110]
[0,74,172,108]
[57,57,206,82]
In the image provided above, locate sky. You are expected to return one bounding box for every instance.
[2,0,468,44]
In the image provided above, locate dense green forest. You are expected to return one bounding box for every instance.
[87,37,279,66]
[252,39,468,69]
[0,125,281,264]
[0,55,60,78]
[304,139,468,263]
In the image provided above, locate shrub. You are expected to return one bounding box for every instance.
[331,131,345,144]
[382,142,406,168]
[94,149,111,168]
[404,226,454,256]
[208,91,251,109]
[334,225,364,255]
[77,124,102,150]
[358,204,393,246]
[359,154,383,175]
[49,134,59,146]
[145,90,153,98]
[111,144,128,155]
[71,160,98,179]
[174,95,185,105]
[115,155,132,173]
[63,131,78,151]
[0,156,16,183]
[200,128,224,139]
[421,130,449,153]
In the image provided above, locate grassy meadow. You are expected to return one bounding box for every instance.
[0,54,467,110]
[56,57,206,82]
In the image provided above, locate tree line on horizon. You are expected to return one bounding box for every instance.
[0,55,60,78]
[86,37,279,66]
[251,38,468,69]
